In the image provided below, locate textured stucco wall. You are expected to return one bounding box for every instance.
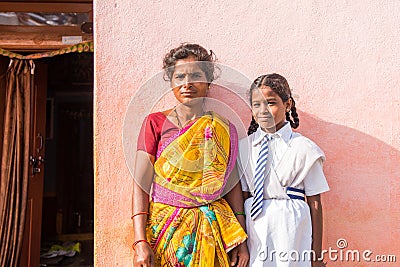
[94,0,400,266]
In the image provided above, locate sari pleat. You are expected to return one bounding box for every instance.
[147,199,245,266]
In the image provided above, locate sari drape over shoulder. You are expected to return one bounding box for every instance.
[146,111,247,267]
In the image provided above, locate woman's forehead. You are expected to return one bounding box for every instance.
[174,60,204,73]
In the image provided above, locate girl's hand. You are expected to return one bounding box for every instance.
[230,242,249,267]
[133,242,154,267]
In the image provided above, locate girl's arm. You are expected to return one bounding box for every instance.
[224,165,249,267]
[307,194,325,267]
[132,150,155,267]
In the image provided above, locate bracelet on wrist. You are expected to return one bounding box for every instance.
[132,239,149,250]
[234,211,246,216]
[131,212,149,220]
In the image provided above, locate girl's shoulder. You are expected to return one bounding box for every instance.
[290,132,325,160]
[238,131,255,145]
[291,132,320,147]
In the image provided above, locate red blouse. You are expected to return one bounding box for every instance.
[137,112,179,156]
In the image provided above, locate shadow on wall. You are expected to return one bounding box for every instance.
[297,111,400,265]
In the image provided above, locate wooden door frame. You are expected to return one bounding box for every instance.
[0,1,93,51]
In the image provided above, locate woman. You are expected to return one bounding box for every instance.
[132,43,249,267]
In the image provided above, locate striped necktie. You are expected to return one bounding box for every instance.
[250,135,271,220]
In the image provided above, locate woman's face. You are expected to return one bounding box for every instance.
[251,85,291,132]
[171,56,209,105]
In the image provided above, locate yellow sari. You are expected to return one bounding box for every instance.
[147,112,247,267]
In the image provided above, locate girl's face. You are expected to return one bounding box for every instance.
[251,85,292,133]
[171,56,209,105]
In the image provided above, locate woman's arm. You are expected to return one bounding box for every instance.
[307,194,325,267]
[242,191,251,200]
[132,150,155,267]
[224,165,249,267]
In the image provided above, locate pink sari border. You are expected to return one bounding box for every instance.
[153,208,180,248]
[151,183,203,207]
[155,120,196,160]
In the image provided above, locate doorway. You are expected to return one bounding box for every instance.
[39,52,94,266]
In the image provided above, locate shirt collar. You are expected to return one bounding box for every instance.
[252,122,293,146]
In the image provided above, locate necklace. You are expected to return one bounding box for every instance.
[173,107,183,128]
[173,106,205,128]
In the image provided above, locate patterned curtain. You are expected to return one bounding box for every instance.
[0,59,34,267]
[0,41,93,266]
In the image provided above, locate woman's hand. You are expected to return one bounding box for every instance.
[133,241,155,267]
[229,242,249,267]
[132,151,155,266]
[312,260,327,267]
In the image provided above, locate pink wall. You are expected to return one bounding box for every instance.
[94,0,400,266]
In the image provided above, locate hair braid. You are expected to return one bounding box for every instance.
[285,96,300,129]
[247,116,259,135]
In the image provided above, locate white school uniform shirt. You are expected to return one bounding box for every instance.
[237,122,329,267]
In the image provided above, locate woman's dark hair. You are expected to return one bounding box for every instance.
[247,73,300,135]
[163,43,216,82]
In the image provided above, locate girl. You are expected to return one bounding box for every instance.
[237,74,329,267]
